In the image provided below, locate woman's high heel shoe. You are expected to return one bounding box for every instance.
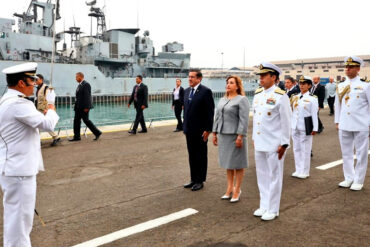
[230,190,241,203]
[221,193,232,200]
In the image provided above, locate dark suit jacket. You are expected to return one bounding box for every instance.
[129,83,148,108]
[287,85,300,98]
[183,84,215,135]
[311,83,325,108]
[74,80,92,111]
[172,86,184,106]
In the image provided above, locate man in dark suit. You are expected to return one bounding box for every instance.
[285,77,300,98]
[172,79,184,132]
[311,76,325,133]
[128,75,148,134]
[70,72,101,141]
[183,69,215,191]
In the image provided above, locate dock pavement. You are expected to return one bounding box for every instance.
[1,108,369,247]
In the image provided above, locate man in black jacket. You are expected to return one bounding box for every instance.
[70,72,101,141]
[128,75,148,134]
[183,69,215,191]
[311,76,325,133]
[285,77,300,98]
[172,79,184,132]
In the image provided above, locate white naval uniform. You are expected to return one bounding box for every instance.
[291,92,319,176]
[334,76,370,185]
[0,89,59,247]
[252,85,292,214]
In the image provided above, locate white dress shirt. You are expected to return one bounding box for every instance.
[252,85,292,152]
[0,89,59,176]
[291,91,319,132]
[334,76,370,131]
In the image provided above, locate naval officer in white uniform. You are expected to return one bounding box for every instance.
[335,56,370,191]
[252,63,292,221]
[0,63,59,247]
[290,76,318,179]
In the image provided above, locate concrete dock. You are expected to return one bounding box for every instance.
[1,108,369,247]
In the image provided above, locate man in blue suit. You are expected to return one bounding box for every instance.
[183,69,215,191]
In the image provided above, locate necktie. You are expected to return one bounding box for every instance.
[188,88,194,103]
[134,85,139,101]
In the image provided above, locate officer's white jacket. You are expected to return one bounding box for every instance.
[0,89,59,176]
[252,85,292,152]
[334,76,370,131]
[291,92,319,132]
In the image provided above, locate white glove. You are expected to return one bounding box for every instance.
[46,89,56,104]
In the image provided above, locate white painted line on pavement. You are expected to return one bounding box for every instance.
[71,208,199,247]
[316,150,370,170]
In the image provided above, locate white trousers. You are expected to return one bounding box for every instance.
[338,130,369,184]
[292,129,313,175]
[0,175,36,247]
[255,150,285,214]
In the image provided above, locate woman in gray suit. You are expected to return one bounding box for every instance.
[212,75,250,202]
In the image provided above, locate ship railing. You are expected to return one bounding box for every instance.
[52,91,255,137]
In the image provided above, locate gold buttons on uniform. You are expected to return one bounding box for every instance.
[257,132,260,134]
[259,112,261,115]
[357,96,359,98]
[267,112,271,116]
[347,112,350,115]
[258,122,260,125]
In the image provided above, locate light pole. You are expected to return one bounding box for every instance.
[221,52,224,70]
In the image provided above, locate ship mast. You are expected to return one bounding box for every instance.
[49,0,60,88]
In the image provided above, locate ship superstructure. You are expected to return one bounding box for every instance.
[0,0,190,79]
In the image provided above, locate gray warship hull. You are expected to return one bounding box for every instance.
[0,61,258,96]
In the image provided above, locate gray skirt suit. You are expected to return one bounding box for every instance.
[213,95,250,169]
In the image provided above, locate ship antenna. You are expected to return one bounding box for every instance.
[49,0,59,88]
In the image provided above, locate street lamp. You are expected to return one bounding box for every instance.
[221,52,224,70]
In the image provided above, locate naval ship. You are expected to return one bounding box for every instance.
[0,0,256,97]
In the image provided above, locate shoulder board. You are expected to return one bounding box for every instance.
[360,78,366,82]
[274,88,286,95]
[310,94,317,98]
[254,87,263,94]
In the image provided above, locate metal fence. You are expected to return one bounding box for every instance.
[54,91,255,132]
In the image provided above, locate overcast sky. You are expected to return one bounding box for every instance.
[0,0,369,68]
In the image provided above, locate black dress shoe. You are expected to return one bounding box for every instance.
[68,138,81,142]
[183,181,195,188]
[94,132,102,141]
[51,138,61,146]
[191,183,204,191]
[128,130,136,135]
[138,129,147,133]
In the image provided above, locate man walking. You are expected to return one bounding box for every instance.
[0,63,59,246]
[335,56,370,191]
[128,75,148,134]
[252,63,291,221]
[183,69,214,191]
[35,74,61,146]
[311,76,325,133]
[70,72,101,141]
[285,77,300,98]
[326,77,336,116]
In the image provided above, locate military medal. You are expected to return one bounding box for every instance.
[266,98,276,105]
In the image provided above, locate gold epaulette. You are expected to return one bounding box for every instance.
[274,88,286,95]
[290,95,299,106]
[254,87,263,95]
[311,94,317,98]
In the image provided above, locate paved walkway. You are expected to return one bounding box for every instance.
[2,109,369,247]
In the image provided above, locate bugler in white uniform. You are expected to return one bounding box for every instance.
[335,56,370,191]
[252,62,292,221]
[0,63,59,247]
[290,76,319,178]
